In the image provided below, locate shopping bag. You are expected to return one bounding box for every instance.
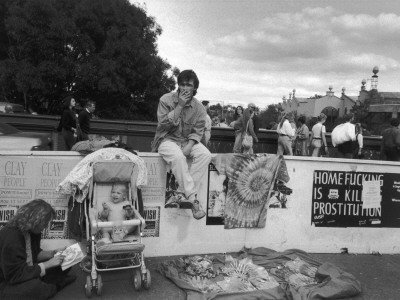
[242,132,253,149]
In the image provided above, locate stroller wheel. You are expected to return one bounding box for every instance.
[85,275,92,298]
[80,256,92,273]
[96,274,103,296]
[132,269,142,291]
[142,270,151,290]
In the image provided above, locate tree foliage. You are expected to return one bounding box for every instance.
[0,0,175,120]
[259,104,283,129]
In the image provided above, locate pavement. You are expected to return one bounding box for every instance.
[53,251,400,300]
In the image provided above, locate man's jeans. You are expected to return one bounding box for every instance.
[158,140,212,200]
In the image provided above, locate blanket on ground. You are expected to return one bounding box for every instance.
[158,247,361,300]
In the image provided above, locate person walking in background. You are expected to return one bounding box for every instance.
[201,100,212,147]
[242,103,259,154]
[211,114,221,127]
[59,96,78,150]
[231,106,244,153]
[78,100,96,141]
[288,113,297,154]
[310,113,328,157]
[380,118,400,161]
[336,113,356,158]
[219,117,230,127]
[276,112,295,156]
[294,115,310,156]
[151,70,211,219]
[353,123,364,159]
[253,107,261,135]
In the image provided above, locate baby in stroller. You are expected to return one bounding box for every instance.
[98,182,137,245]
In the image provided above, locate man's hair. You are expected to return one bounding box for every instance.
[317,113,327,122]
[201,100,209,106]
[177,70,199,95]
[85,100,96,108]
[7,199,55,232]
[344,113,354,122]
[390,118,400,127]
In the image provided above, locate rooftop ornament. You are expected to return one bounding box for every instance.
[371,66,379,90]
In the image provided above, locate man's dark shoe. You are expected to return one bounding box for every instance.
[177,194,194,209]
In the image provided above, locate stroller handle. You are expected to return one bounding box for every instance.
[92,219,142,228]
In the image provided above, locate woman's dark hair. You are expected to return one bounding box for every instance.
[234,106,243,120]
[7,199,55,232]
[355,123,362,134]
[62,96,74,109]
[177,70,199,96]
[298,115,306,124]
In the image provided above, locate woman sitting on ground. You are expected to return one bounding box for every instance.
[0,199,76,300]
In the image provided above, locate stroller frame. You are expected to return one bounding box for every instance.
[83,159,151,297]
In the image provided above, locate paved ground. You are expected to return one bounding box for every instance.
[55,252,400,300]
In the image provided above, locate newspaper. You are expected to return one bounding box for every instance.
[56,243,85,271]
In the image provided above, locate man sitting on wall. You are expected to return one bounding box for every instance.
[151,70,212,220]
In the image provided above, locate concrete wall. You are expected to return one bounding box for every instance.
[1,151,399,256]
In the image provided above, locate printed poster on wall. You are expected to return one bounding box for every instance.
[142,206,160,237]
[0,156,81,237]
[45,207,68,239]
[141,157,166,203]
[312,170,400,227]
[0,206,17,229]
[206,163,227,225]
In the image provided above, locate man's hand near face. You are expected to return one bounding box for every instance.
[178,90,192,107]
[182,140,195,156]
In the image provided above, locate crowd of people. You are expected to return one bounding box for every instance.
[53,69,396,162]
[273,112,366,159]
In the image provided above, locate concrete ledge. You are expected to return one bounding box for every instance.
[1,151,400,256]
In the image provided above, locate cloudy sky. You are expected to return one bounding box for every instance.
[142,0,400,109]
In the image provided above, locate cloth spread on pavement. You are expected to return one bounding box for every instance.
[212,154,289,229]
[158,247,362,300]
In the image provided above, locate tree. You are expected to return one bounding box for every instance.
[259,104,283,129]
[0,0,175,119]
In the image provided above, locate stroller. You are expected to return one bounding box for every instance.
[83,159,151,297]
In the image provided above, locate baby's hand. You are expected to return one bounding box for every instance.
[102,202,110,210]
[124,205,134,219]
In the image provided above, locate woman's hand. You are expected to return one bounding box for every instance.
[43,254,65,270]
[53,246,67,255]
